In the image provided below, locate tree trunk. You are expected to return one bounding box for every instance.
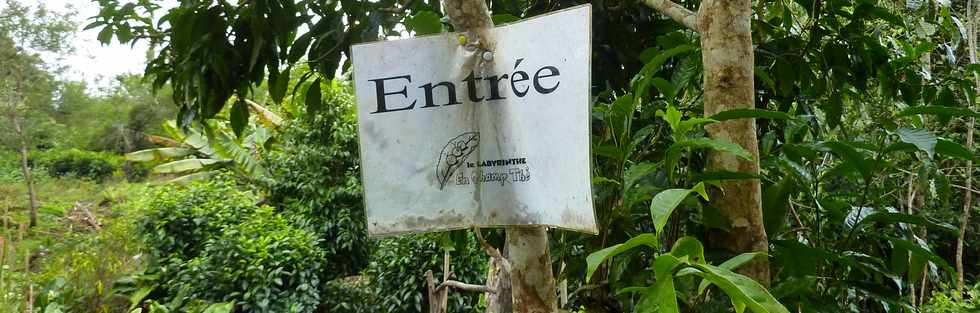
[697,0,770,285]
[645,0,770,286]
[11,116,38,228]
[957,0,977,295]
[505,227,557,313]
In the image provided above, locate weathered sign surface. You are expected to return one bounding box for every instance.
[351,5,595,236]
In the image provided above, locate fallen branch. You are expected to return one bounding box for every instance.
[75,201,101,230]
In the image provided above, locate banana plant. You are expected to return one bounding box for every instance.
[125,100,282,183]
[585,183,790,313]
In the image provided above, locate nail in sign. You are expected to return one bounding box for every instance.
[351,4,595,236]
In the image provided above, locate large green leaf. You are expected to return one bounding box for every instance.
[125,148,195,162]
[697,253,766,295]
[897,105,980,118]
[585,234,659,282]
[670,236,705,264]
[651,183,706,237]
[896,127,936,158]
[210,129,268,179]
[152,159,225,174]
[855,212,959,234]
[884,236,955,276]
[689,263,791,313]
[935,138,974,160]
[166,171,218,185]
[634,255,683,313]
[230,99,250,138]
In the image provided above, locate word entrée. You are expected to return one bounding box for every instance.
[368,58,560,114]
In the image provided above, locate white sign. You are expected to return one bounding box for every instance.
[351,4,595,236]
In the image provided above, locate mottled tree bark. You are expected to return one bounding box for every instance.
[699,0,769,286]
[505,227,557,313]
[643,0,770,285]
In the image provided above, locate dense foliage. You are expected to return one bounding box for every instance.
[262,84,371,279]
[137,177,324,312]
[0,0,978,312]
[32,148,120,182]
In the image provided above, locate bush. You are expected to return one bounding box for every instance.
[263,91,371,281]
[923,284,980,313]
[139,178,258,261]
[177,207,323,313]
[137,177,323,312]
[34,148,120,182]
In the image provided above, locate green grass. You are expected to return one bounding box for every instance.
[0,156,148,313]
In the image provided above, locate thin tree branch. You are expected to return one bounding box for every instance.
[642,0,699,32]
[474,227,511,273]
[437,280,496,293]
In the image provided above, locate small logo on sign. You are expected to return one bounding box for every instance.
[437,132,480,190]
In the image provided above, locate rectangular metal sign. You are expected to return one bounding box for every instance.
[351,4,595,236]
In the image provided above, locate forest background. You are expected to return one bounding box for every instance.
[1,0,980,312]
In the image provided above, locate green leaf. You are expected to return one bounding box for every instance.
[167,171,217,185]
[856,212,959,234]
[710,109,792,121]
[97,25,114,45]
[201,302,235,313]
[670,236,705,264]
[230,99,249,138]
[651,78,676,103]
[289,33,313,63]
[884,236,955,277]
[688,263,791,313]
[269,66,291,104]
[125,148,195,162]
[405,11,443,35]
[697,253,766,296]
[209,129,268,178]
[585,234,659,282]
[634,45,694,88]
[762,176,794,236]
[127,285,157,311]
[651,183,706,237]
[83,20,104,31]
[306,78,322,115]
[897,105,980,118]
[624,162,660,190]
[820,141,871,182]
[635,255,683,313]
[153,159,226,174]
[116,24,133,43]
[935,138,974,160]
[668,138,754,161]
[896,128,936,158]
